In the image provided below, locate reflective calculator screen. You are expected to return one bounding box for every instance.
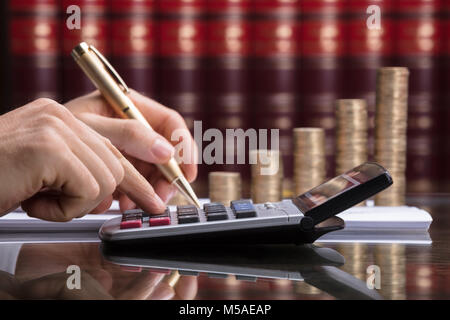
[295,163,386,211]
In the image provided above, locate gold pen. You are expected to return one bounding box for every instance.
[72,42,201,208]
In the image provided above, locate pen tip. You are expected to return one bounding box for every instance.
[173,176,202,208]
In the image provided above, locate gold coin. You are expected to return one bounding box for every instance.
[209,172,242,206]
[293,128,326,195]
[250,149,283,203]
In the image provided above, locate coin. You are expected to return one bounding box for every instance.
[335,99,368,175]
[293,128,326,195]
[250,149,283,203]
[209,172,242,206]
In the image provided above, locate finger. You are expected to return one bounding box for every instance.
[89,196,113,214]
[118,193,136,212]
[60,116,126,189]
[22,149,101,222]
[128,91,198,182]
[23,115,124,220]
[153,179,178,204]
[76,113,175,164]
[113,146,167,214]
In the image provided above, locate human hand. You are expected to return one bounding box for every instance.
[0,98,166,221]
[65,90,198,211]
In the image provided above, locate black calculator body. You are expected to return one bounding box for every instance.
[99,162,393,245]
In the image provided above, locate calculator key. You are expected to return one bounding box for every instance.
[178,211,199,217]
[206,212,228,221]
[204,203,227,213]
[149,216,171,227]
[120,219,142,229]
[231,200,257,219]
[178,215,200,224]
[177,205,198,215]
[122,212,143,221]
[120,211,143,229]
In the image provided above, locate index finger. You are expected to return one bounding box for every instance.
[107,143,166,214]
[129,90,198,182]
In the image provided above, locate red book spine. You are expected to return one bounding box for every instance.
[155,0,206,133]
[9,0,61,107]
[299,0,346,178]
[205,0,251,189]
[345,0,395,160]
[61,0,109,102]
[250,0,300,186]
[394,0,443,193]
[156,0,206,195]
[111,0,156,98]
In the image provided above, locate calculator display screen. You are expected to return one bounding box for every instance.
[295,163,386,212]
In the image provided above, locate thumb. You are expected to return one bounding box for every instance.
[76,113,175,164]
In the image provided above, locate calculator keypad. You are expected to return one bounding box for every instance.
[120,200,261,229]
[178,215,200,224]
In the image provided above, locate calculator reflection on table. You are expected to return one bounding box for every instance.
[101,243,383,300]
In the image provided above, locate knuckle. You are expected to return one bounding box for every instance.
[102,136,114,148]
[39,114,66,131]
[86,182,101,200]
[99,174,117,197]
[39,101,71,119]
[34,97,56,106]
[114,162,125,185]
[34,129,59,152]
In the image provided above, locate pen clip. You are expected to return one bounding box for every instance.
[89,44,130,94]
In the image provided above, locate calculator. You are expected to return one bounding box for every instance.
[99,162,393,245]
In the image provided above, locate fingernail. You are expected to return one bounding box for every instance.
[152,139,174,161]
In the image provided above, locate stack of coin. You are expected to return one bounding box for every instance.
[374,67,410,206]
[335,99,368,174]
[293,128,326,195]
[250,149,283,203]
[209,172,242,206]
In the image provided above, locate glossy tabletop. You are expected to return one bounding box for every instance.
[0,195,448,300]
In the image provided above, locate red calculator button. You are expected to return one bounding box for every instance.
[149,217,171,227]
[120,219,142,229]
